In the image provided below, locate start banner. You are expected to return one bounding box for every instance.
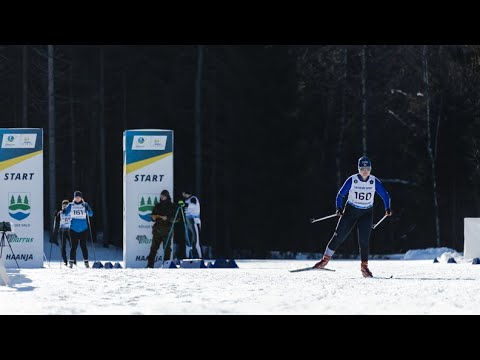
[123,130,174,268]
[0,129,43,268]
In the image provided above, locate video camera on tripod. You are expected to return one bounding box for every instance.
[159,199,194,259]
[0,221,13,232]
[0,221,19,268]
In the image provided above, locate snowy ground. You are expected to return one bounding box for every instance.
[1,241,480,314]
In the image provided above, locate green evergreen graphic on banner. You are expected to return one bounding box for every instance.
[8,193,31,220]
[138,194,158,222]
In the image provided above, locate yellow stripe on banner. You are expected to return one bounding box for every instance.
[126,152,172,174]
[0,150,43,172]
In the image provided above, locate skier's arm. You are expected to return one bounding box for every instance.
[83,202,93,217]
[336,177,352,210]
[63,203,71,216]
[52,211,59,234]
[375,178,391,211]
[50,212,60,244]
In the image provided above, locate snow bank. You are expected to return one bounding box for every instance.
[403,247,463,262]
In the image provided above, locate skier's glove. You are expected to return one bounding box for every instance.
[385,209,392,217]
[336,208,344,217]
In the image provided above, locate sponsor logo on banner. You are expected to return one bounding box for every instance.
[8,192,31,221]
[138,193,159,222]
[132,135,167,150]
[136,235,152,244]
[7,233,33,243]
[135,255,162,262]
[6,254,34,262]
[1,133,37,148]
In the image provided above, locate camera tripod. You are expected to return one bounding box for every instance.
[0,231,20,269]
[162,201,193,259]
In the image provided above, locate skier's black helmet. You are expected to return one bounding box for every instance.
[358,156,372,168]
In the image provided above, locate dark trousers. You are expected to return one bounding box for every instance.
[326,204,373,261]
[147,231,172,266]
[57,228,71,264]
[69,229,89,263]
[186,217,202,258]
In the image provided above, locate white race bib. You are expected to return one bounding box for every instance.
[60,212,72,228]
[71,204,86,219]
[347,175,376,209]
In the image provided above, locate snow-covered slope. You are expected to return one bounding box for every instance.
[2,250,480,314]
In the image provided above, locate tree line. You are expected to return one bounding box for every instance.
[0,45,479,257]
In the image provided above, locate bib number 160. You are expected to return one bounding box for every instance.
[354,192,372,201]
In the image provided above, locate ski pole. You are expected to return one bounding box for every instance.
[310,213,338,224]
[49,211,56,267]
[372,214,388,229]
[85,205,96,262]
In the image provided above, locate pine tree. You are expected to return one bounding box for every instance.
[147,197,152,205]
[17,195,22,204]
[10,195,15,205]
[154,196,159,205]
[140,197,145,206]
[24,195,29,205]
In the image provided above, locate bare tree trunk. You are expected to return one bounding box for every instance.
[210,69,217,257]
[99,47,109,247]
[69,48,76,189]
[22,45,28,127]
[195,45,205,198]
[336,47,348,189]
[451,178,457,249]
[48,45,56,224]
[122,69,127,131]
[361,45,367,155]
[423,45,441,247]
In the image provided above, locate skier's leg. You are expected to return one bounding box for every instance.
[60,229,68,265]
[79,230,89,265]
[193,218,202,258]
[357,209,374,277]
[69,231,79,266]
[357,209,374,262]
[185,218,195,258]
[325,208,358,253]
[314,206,358,269]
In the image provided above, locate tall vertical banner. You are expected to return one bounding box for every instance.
[0,129,43,268]
[123,129,174,268]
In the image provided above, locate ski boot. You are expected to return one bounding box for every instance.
[361,261,373,278]
[313,254,331,269]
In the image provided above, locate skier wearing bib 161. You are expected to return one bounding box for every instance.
[63,191,93,268]
[314,156,392,277]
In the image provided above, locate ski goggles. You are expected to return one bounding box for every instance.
[359,166,372,172]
